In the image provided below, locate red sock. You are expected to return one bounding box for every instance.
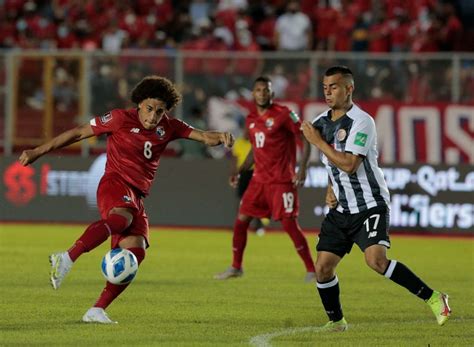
[231,218,250,269]
[68,214,130,262]
[94,247,145,309]
[281,218,316,272]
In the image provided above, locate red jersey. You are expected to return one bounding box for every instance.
[246,103,301,184]
[90,108,193,195]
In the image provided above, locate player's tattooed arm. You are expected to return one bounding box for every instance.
[301,120,362,174]
[326,181,338,209]
[188,129,235,148]
[19,124,95,166]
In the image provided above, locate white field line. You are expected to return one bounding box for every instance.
[249,318,467,347]
[249,326,324,347]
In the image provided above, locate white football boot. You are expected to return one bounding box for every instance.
[82,307,118,324]
[49,252,73,290]
[213,266,243,280]
[304,272,317,283]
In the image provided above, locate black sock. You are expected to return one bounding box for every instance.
[316,276,343,322]
[383,260,433,300]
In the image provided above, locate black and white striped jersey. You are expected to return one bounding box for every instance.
[312,104,390,214]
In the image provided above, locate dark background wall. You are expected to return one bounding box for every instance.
[1,156,472,234]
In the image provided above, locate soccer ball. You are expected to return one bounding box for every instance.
[101,248,138,285]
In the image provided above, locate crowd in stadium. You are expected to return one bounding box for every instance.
[0,0,471,52]
[2,0,473,158]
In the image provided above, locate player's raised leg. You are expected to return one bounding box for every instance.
[50,209,132,290]
[365,245,451,325]
[315,251,347,332]
[82,235,146,324]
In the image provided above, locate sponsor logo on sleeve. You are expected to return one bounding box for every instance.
[100,112,112,124]
[289,111,300,123]
[354,132,368,146]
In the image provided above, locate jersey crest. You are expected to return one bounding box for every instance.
[265,118,274,128]
[156,126,166,138]
[336,129,347,142]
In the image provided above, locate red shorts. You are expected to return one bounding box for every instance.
[97,174,149,248]
[239,180,299,221]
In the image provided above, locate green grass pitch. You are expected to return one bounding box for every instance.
[1,224,473,346]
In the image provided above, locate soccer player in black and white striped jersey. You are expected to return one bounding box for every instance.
[301,66,451,331]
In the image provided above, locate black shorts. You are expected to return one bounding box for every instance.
[317,206,391,258]
[237,170,254,198]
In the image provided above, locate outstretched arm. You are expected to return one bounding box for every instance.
[187,129,234,148]
[301,120,362,174]
[19,124,95,166]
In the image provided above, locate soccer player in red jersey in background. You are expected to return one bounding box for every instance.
[19,76,234,324]
[214,76,316,282]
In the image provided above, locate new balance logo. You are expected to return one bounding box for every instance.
[368,231,378,238]
[130,128,140,133]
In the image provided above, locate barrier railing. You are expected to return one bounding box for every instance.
[1,50,473,161]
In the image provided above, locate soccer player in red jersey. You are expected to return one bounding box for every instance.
[214,76,316,282]
[19,76,234,324]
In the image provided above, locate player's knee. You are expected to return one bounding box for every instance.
[106,211,133,234]
[315,262,335,282]
[365,255,389,274]
[109,208,134,227]
[237,214,252,223]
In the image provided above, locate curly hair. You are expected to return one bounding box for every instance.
[130,76,182,110]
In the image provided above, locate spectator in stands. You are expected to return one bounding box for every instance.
[232,19,263,88]
[405,62,432,103]
[389,10,412,52]
[217,0,248,12]
[189,0,212,28]
[90,60,124,115]
[368,13,390,52]
[274,0,312,51]
[53,66,78,112]
[252,4,277,50]
[313,0,338,51]
[351,14,370,51]
[204,27,233,96]
[1,0,472,53]
[439,3,463,51]
[102,21,128,53]
[268,64,289,99]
